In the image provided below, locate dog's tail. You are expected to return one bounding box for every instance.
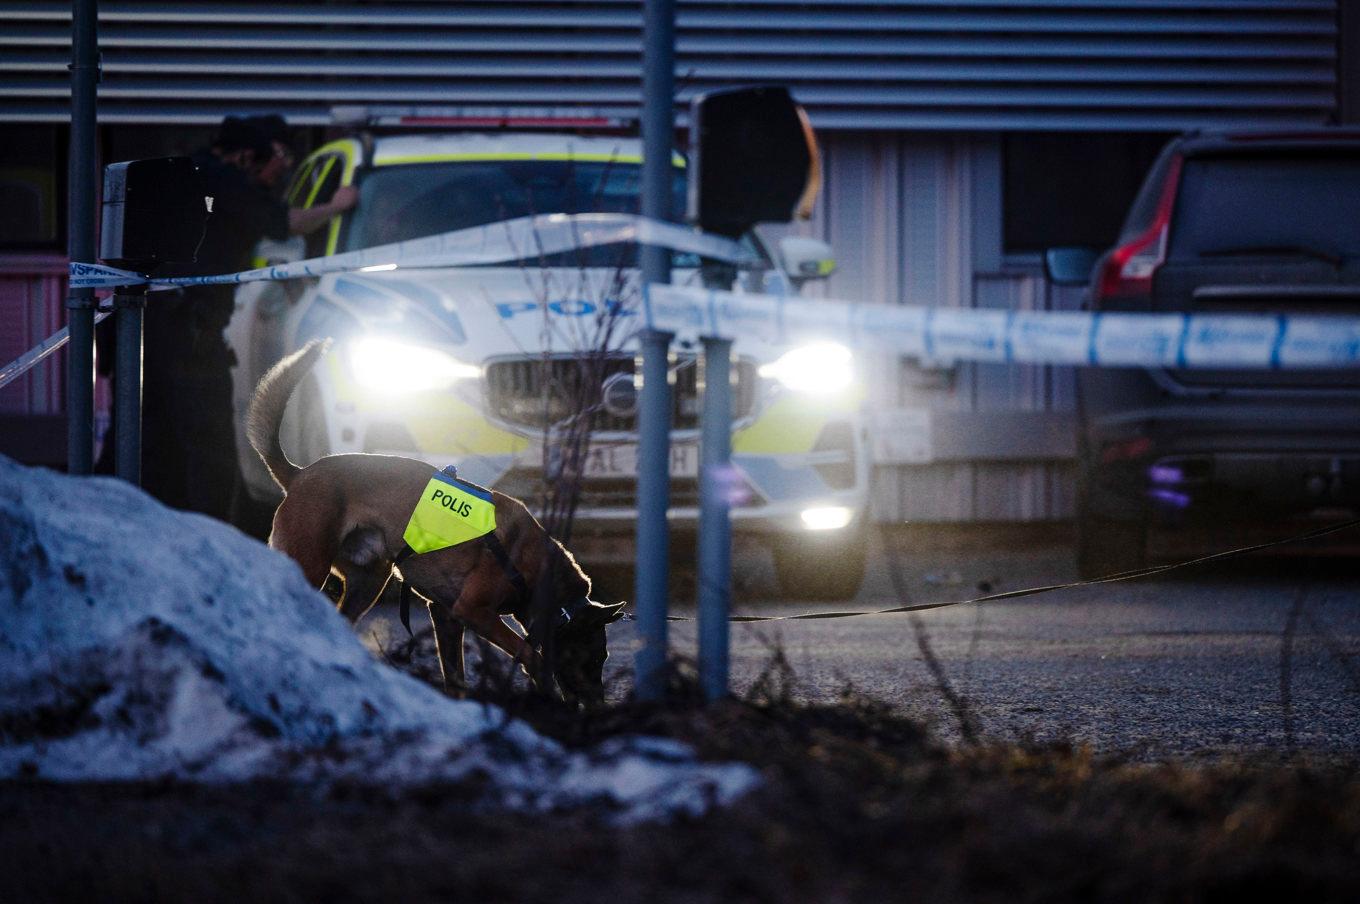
[246,338,331,493]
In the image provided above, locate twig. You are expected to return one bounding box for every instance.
[880,523,981,745]
[909,613,980,746]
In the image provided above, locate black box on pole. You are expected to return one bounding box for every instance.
[100,157,208,269]
[688,86,820,238]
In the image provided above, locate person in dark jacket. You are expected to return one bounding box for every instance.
[98,115,355,519]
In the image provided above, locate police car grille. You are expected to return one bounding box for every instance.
[484,355,757,431]
[492,469,762,512]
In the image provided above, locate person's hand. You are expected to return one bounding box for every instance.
[287,184,360,237]
[330,185,359,213]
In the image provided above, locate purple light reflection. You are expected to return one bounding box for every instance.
[1147,488,1191,509]
[702,463,754,508]
[1148,464,1183,485]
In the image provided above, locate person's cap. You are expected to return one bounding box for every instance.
[213,115,273,160]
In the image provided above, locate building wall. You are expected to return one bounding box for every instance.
[0,0,1345,509]
[0,1,1340,130]
[0,254,67,418]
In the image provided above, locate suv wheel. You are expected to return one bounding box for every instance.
[773,526,868,602]
[1075,485,1148,580]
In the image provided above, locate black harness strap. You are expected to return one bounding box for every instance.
[481,532,530,601]
[392,536,531,637]
[394,543,418,636]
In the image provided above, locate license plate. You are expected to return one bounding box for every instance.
[555,443,698,478]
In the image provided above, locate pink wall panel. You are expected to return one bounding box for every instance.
[0,254,68,416]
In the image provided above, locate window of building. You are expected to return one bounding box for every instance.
[1002,131,1171,254]
[0,125,64,248]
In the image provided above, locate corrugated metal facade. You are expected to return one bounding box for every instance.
[0,1,1344,519]
[766,133,1090,521]
[0,1,1340,130]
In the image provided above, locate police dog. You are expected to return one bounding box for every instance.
[246,339,624,705]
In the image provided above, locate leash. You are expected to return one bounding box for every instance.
[656,516,1360,624]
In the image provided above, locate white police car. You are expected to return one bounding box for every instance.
[227,123,870,599]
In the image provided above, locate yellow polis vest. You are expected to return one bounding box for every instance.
[402,466,497,555]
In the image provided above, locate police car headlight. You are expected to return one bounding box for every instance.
[800,505,855,531]
[758,342,854,395]
[350,338,481,395]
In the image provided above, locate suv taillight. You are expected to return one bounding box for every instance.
[1096,155,1183,303]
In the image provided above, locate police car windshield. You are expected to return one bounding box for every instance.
[344,159,693,266]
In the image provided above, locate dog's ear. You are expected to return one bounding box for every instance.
[588,600,627,624]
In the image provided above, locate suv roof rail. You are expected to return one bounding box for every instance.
[330,105,638,132]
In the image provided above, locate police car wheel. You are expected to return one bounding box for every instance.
[293,373,331,465]
[772,528,867,602]
[228,470,276,542]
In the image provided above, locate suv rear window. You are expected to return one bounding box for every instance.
[1168,154,1360,260]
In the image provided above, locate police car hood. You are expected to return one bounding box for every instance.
[304,266,774,360]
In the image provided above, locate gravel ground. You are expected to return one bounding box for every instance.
[586,523,1360,761]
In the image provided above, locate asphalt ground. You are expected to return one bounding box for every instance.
[357,522,1360,762]
[361,522,1360,761]
[642,524,1360,760]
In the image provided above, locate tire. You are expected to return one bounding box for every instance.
[1075,487,1148,580]
[587,564,637,604]
[283,372,331,466]
[587,562,692,604]
[228,471,278,541]
[772,527,868,602]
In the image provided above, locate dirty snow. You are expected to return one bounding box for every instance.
[0,455,756,821]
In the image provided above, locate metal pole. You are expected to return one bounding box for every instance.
[640,0,675,286]
[698,336,733,701]
[634,326,673,700]
[634,0,677,702]
[66,0,99,474]
[112,286,145,484]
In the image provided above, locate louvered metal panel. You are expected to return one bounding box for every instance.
[0,1,1338,130]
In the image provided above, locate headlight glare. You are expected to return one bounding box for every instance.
[350,338,480,395]
[758,342,854,394]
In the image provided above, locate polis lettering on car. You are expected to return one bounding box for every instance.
[495,299,635,319]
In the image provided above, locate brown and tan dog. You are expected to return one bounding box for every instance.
[246,339,624,705]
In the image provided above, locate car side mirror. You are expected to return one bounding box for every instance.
[1044,247,1099,287]
[778,236,836,283]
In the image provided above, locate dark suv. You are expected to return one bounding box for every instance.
[1048,129,1360,578]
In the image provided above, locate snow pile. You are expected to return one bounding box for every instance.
[0,456,756,821]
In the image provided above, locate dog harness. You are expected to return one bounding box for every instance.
[403,465,497,554]
[393,465,529,634]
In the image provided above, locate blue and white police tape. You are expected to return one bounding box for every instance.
[69,212,756,291]
[643,284,1360,370]
[35,209,1360,376]
[0,311,112,391]
[9,214,744,389]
